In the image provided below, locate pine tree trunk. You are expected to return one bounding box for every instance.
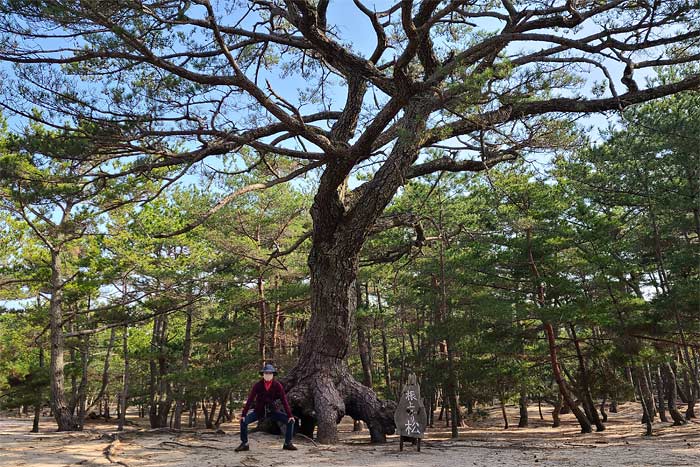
[570,324,604,431]
[149,314,173,428]
[655,365,668,422]
[214,392,230,427]
[600,396,608,422]
[544,322,592,433]
[270,276,281,360]
[356,282,374,396]
[174,307,193,430]
[257,275,268,364]
[48,250,79,431]
[682,367,697,419]
[279,245,395,444]
[32,347,45,433]
[518,391,529,428]
[357,315,373,389]
[526,228,589,433]
[635,367,653,436]
[662,362,686,425]
[202,400,214,429]
[86,327,115,418]
[188,401,197,428]
[278,109,428,444]
[118,326,129,431]
[76,337,90,428]
[376,284,392,397]
[646,186,700,418]
[104,395,110,419]
[500,393,509,429]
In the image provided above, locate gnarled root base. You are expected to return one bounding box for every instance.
[54,408,80,432]
[267,363,395,444]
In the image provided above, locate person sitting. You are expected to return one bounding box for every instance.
[235,363,297,451]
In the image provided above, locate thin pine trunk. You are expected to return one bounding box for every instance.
[118,326,129,431]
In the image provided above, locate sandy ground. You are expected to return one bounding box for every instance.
[1,403,698,467]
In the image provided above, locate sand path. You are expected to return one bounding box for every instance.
[1,403,698,467]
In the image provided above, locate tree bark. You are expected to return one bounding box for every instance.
[552,393,562,428]
[682,366,697,419]
[48,250,79,431]
[118,326,129,431]
[257,275,268,364]
[149,314,173,428]
[76,336,90,428]
[374,283,393,398]
[662,362,686,425]
[173,306,193,430]
[569,324,604,431]
[278,102,430,443]
[355,282,374,393]
[635,367,653,436]
[32,347,45,433]
[279,246,395,443]
[525,227,590,433]
[86,327,116,417]
[544,322,592,433]
[188,401,197,428]
[270,276,281,360]
[655,365,668,422]
[499,393,509,429]
[518,391,529,428]
[599,396,608,422]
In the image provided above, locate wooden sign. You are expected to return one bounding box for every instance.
[394,373,427,451]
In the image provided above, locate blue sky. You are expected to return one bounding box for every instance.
[0,1,660,178]
[0,2,686,311]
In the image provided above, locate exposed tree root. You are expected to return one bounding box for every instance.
[103,436,130,467]
[159,440,223,450]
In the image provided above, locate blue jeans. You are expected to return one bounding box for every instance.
[240,410,294,445]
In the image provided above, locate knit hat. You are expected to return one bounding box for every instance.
[259,363,277,375]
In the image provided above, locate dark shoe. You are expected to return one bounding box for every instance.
[283,443,298,451]
[235,443,249,452]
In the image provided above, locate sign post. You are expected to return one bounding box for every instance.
[394,373,427,452]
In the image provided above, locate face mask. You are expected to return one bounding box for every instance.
[263,373,273,382]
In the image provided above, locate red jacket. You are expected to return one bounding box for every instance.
[241,379,293,418]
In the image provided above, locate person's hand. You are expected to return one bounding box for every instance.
[288,416,295,423]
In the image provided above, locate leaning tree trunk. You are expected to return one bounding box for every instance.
[662,362,686,426]
[526,228,590,433]
[570,324,604,431]
[635,367,653,436]
[641,365,657,424]
[544,322,592,433]
[87,327,116,416]
[600,396,608,422]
